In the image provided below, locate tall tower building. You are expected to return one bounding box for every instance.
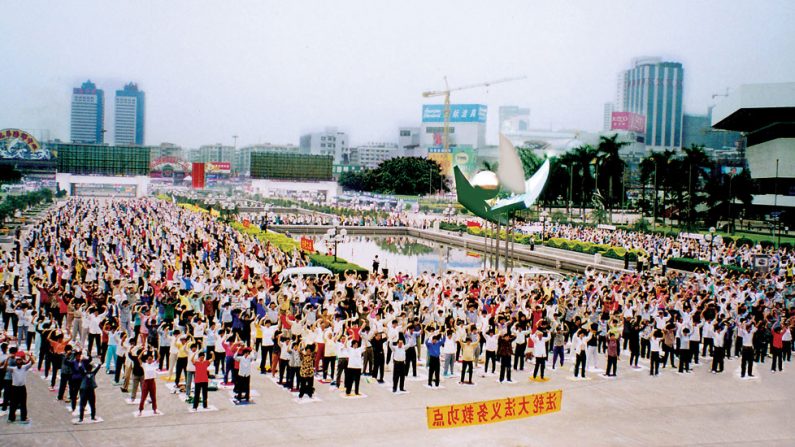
[603,103,614,131]
[498,106,530,132]
[114,83,145,145]
[70,80,105,144]
[618,58,684,150]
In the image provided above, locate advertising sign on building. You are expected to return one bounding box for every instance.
[610,112,646,133]
[422,104,487,123]
[452,145,477,177]
[206,161,231,174]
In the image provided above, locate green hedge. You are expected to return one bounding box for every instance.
[666,257,749,275]
[543,237,644,262]
[229,221,368,274]
[230,221,301,252]
[307,253,369,276]
[440,222,467,232]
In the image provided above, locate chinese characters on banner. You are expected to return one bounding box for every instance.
[300,237,315,252]
[426,390,562,429]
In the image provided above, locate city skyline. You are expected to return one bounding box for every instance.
[1,0,794,148]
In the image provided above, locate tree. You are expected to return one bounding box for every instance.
[569,144,598,218]
[705,169,753,230]
[338,157,447,196]
[640,150,676,227]
[679,144,710,229]
[595,134,628,216]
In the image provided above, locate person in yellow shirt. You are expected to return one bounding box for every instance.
[173,335,192,391]
[459,336,477,385]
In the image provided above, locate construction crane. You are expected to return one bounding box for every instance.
[421,75,527,154]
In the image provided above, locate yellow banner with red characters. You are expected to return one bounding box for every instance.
[426,389,562,429]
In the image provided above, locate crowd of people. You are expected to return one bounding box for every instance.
[540,224,794,273]
[0,197,793,426]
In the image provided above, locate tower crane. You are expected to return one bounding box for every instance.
[421,75,527,154]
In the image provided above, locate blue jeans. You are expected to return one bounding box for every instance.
[17,326,28,348]
[224,356,234,383]
[106,345,118,372]
[443,354,455,375]
[552,346,565,368]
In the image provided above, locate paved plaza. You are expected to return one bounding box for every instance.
[2,354,794,447]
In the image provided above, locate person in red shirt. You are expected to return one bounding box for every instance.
[771,326,784,372]
[191,352,214,411]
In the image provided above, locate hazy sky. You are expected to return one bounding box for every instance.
[2,0,794,147]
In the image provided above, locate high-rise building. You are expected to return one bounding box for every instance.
[114,83,145,145]
[683,108,741,150]
[238,143,306,175]
[421,104,487,176]
[713,83,795,222]
[299,128,350,164]
[498,106,530,133]
[70,80,105,144]
[603,103,614,131]
[398,127,420,157]
[356,143,400,169]
[618,58,684,150]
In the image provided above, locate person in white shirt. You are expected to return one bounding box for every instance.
[258,319,277,373]
[441,331,457,377]
[711,324,726,373]
[649,329,662,376]
[738,321,757,378]
[334,335,349,388]
[530,330,551,381]
[572,329,592,378]
[344,340,364,396]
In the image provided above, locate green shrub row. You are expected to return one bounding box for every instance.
[439,221,467,232]
[228,221,368,274]
[306,254,369,276]
[463,225,643,261]
[229,221,301,252]
[543,237,644,262]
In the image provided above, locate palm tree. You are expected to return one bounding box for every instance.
[705,169,753,230]
[680,144,710,228]
[569,144,598,219]
[640,149,676,229]
[596,134,629,221]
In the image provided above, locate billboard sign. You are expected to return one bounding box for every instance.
[452,145,477,177]
[206,161,231,174]
[192,162,205,189]
[720,166,744,176]
[610,112,646,133]
[422,104,487,123]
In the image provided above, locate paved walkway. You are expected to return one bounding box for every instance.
[2,352,793,447]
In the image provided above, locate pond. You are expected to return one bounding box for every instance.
[314,235,542,276]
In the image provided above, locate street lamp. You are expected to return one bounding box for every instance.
[444,205,455,223]
[261,210,270,233]
[325,226,348,262]
[704,226,716,263]
[560,163,573,222]
[540,210,550,242]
